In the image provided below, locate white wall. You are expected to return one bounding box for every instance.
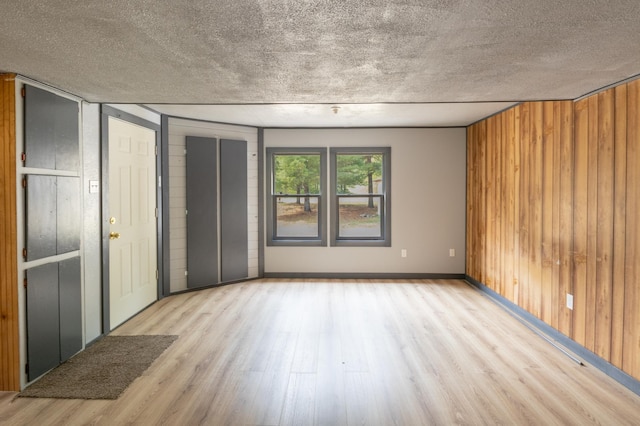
[167,117,259,292]
[264,128,466,274]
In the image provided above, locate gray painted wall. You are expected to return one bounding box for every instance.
[81,102,101,343]
[264,128,467,274]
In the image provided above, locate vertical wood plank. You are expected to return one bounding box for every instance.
[558,101,574,337]
[529,102,543,319]
[466,127,473,277]
[472,123,481,280]
[513,105,521,305]
[572,99,589,347]
[585,95,599,352]
[498,112,506,297]
[478,120,487,285]
[504,107,516,303]
[610,84,627,369]
[0,73,19,391]
[541,102,555,325]
[623,79,640,378]
[518,103,531,310]
[486,116,495,289]
[595,90,614,360]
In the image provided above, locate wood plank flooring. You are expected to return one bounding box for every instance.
[1,279,639,425]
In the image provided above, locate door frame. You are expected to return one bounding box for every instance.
[100,105,164,334]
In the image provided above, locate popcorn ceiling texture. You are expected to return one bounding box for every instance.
[1,0,639,104]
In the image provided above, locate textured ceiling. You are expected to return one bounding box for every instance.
[1,1,639,125]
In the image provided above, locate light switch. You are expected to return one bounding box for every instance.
[89,180,99,194]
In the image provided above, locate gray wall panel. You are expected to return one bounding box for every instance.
[59,257,82,361]
[56,176,81,254]
[24,85,79,171]
[24,85,56,169]
[26,263,60,381]
[54,96,80,171]
[185,136,218,288]
[26,175,57,261]
[220,139,248,282]
[82,102,103,342]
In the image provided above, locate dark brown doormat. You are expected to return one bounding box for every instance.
[19,335,178,400]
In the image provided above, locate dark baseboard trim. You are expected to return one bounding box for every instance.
[167,277,262,296]
[465,275,640,398]
[263,272,465,280]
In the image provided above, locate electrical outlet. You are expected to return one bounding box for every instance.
[449,248,455,257]
[566,293,574,310]
[401,249,407,258]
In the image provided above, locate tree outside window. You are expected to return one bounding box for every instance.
[266,148,327,245]
[331,148,391,246]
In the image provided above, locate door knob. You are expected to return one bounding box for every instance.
[109,232,121,240]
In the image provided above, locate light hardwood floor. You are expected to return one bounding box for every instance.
[1,279,639,425]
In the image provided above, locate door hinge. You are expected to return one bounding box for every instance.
[21,152,26,164]
[23,278,27,288]
[21,87,26,98]
[155,145,158,156]
[155,207,158,218]
[22,177,27,188]
[156,270,159,280]
[22,248,27,259]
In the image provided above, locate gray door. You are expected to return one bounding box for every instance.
[186,136,218,288]
[220,139,248,282]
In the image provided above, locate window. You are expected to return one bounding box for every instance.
[266,148,327,246]
[330,147,391,246]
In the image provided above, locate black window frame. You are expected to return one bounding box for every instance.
[266,147,327,246]
[330,147,391,247]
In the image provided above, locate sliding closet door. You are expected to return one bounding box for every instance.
[185,136,218,288]
[220,139,248,282]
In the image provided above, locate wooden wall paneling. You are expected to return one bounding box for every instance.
[610,84,627,369]
[504,107,516,303]
[541,102,555,325]
[518,103,531,310]
[529,102,543,319]
[466,85,640,381]
[595,90,615,360]
[572,98,589,347]
[485,116,495,289]
[623,79,640,378]
[0,73,19,391]
[558,101,574,337]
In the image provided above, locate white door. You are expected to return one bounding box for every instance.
[108,117,158,329]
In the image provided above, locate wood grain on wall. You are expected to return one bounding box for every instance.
[467,79,640,381]
[0,73,19,391]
